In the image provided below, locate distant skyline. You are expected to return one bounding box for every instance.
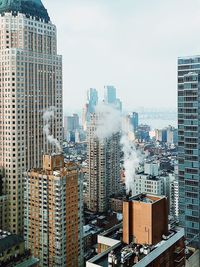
[44,0,200,113]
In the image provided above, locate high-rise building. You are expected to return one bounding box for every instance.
[104,85,116,104]
[167,126,178,145]
[104,85,122,111]
[64,114,79,139]
[170,178,179,220]
[87,88,98,113]
[130,112,139,131]
[178,56,200,247]
[123,112,139,134]
[24,154,84,267]
[82,88,98,131]
[86,113,121,213]
[0,0,63,234]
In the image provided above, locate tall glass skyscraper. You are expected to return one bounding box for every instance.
[178,56,200,247]
[0,0,63,234]
[104,85,116,104]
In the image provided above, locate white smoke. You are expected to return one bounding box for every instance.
[93,103,140,194]
[121,134,140,194]
[94,102,121,140]
[43,106,62,152]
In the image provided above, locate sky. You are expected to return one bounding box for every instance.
[43,0,200,114]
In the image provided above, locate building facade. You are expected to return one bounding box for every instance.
[178,56,200,247]
[86,113,121,213]
[0,0,63,234]
[131,174,164,197]
[24,155,84,267]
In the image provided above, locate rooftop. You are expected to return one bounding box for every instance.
[127,193,165,204]
[0,0,50,22]
[0,230,24,253]
[15,257,40,267]
[87,227,185,267]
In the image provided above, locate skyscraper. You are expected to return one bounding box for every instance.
[86,113,121,212]
[0,0,63,234]
[24,155,84,267]
[104,85,116,104]
[82,88,98,131]
[178,56,200,247]
[130,112,139,131]
[64,114,79,139]
[87,88,98,113]
[104,85,122,111]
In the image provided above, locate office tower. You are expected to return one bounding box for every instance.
[86,113,121,213]
[104,85,122,111]
[87,193,185,267]
[130,112,139,131]
[178,56,200,247]
[24,155,84,267]
[87,88,98,113]
[64,114,79,139]
[0,0,63,234]
[82,89,98,131]
[104,85,116,104]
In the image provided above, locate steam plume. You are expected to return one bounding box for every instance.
[43,106,61,152]
[94,102,121,139]
[93,103,140,194]
[121,134,140,194]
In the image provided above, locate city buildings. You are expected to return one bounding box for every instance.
[155,128,167,143]
[0,230,39,266]
[155,126,178,145]
[64,114,79,141]
[178,56,200,247]
[24,154,83,267]
[86,113,121,213]
[87,194,185,267]
[0,0,63,234]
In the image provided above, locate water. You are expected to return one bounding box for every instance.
[139,112,177,130]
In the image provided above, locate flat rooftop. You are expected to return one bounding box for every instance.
[128,193,165,204]
[87,227,185,267]
[0,230,24,253]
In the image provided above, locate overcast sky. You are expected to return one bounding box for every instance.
[43,0,200,113]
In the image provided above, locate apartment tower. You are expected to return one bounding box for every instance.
[178,56,200,247]
[86,113,121,212]
[24,154,84,267]
[0,0,63,234]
